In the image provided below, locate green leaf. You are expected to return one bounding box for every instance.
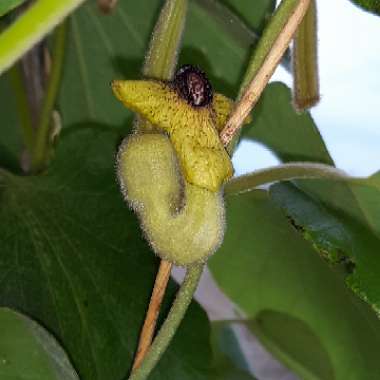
[209,190,380,380]
[238,72,380,358]
[0,0,27,17]
[187,0,290,91]
[0,2,280,377]
[243,82,333,165]
[349,0,380,16]
[239,78,380,314]
[0,127,218,380]
[215,0,276,33]
[194,0,275,37]
[270,175,380,316]
[248,311,334,380]
[0,307,79,380]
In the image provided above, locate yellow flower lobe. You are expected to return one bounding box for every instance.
[112,79,233,192]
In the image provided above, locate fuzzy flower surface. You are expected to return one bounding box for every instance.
[112,65,247,192]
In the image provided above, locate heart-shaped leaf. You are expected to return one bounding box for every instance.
[271,174,380,316]
[243,82,333,165]
[0,126,218,380]
[209,189,380,379]
[0,307,79,380]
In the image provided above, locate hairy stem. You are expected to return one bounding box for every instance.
[293,0,319,111]
[132,260,173,371]
[143,0,187,80]
[129,264,204,380]
[30,22,66,173]
[138,0,188,132]
[220,0,311,147]
[225,162,348,196]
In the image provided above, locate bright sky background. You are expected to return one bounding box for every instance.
[233,0,380,177]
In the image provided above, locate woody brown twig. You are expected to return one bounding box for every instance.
[132,260,173,371]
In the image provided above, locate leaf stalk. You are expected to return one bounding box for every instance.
[225,162,348,196]
[30,22,67,173]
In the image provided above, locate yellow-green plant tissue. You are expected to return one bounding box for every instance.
[117,134,225,266]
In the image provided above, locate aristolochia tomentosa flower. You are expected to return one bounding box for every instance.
[112,64,244,192]
[112,65,250,265]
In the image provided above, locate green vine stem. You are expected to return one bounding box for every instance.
[138,0,188,132]
[0,0,84,75]
[224,162,348,196]
[30,22,67,173]
[129,264,204,380]
[293,0,319,111]
[143,0,187,80]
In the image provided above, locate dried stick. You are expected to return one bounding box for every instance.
[132,260,173,371]
[220,0,311,146]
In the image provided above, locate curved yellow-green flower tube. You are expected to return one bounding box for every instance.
[118,133,225,265]
[113,65,250,265]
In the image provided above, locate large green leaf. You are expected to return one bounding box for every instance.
[348,0,380,16]
[209,190,380,379]
[0,127,218,380]
[270,175,380,316]
[0,307,79,380]
[215,0,276,33]
[0,2,280,378]
[186,0,290,87]
[240,78,380,314]
[247,311,334,380]
[243,82,333,165]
